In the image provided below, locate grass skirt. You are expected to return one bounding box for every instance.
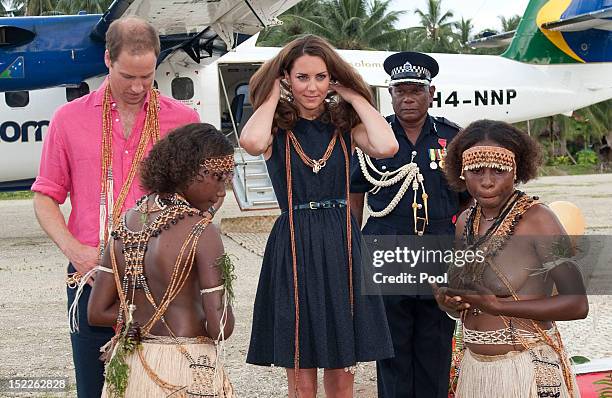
[456,344,579,398]
[101,335,233,398]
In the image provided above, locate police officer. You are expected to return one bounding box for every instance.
[350,52,470,398]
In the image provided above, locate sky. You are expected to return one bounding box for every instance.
[390,0,531,33]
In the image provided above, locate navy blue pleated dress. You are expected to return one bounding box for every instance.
[246,117,394,369]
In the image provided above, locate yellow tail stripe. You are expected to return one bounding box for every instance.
[536,0,585,63]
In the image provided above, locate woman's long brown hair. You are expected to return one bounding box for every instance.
[249,34,374,133]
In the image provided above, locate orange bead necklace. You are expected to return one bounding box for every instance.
[99,85,161,258]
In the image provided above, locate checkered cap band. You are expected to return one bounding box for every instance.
[390,63,431,80]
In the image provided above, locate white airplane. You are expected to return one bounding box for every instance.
[0,0,611,213]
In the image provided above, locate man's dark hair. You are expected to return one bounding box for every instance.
[106,17,160,63]
[140,123,233,194]
[444,119,542,191]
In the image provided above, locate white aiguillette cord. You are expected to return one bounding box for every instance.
[356,148,428,225]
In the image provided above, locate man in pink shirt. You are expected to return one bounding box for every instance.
[32,17,199,397]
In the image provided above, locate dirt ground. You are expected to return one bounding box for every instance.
[1,174,611,397]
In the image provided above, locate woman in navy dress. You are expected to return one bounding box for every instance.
[240,35,398,397]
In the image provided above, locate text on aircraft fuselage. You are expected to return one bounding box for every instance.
[431,89,517,108]
[0,120,49,143]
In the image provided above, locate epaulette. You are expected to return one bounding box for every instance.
[432,116,461,131]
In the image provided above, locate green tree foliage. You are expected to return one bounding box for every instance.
[517,100,611,165]
[576,100,612,145]
[24,0,57,15]
[55,0,112,14]
[453,17,473,51]
[499,14,521,32]
[390,28,425,51]
[257,0,324,46]
[7,0,110,16]
[412,0,456,52]
[259,0,407,50]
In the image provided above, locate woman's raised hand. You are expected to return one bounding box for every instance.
[330,81,362,104]
[268,77,282,103]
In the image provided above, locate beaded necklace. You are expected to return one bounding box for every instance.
[287,129,337,173]
[451,190,534,286]
[99,85,161,259]
[111,193,205,333]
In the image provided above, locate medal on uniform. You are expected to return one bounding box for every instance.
[429,148,438,169]
[436,149,445,169]
[438,138,447,169]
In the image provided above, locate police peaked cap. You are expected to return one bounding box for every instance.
[383,52,439,86]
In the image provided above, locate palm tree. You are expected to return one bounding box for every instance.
[294,0,408,50]
[575,100,612,150]
[453,17,473,51]
[525,114,576,162]
[259,0,407,50]
[413,0,456,52]
[390,28,424,51]
[590,100,612,162]
[55,0,111,14]
[357,0,409,50]
[522,100,611,164]
[257,0,324,46]
[24,0,57,15]
[499,15,521,32]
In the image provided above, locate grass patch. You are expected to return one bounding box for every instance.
[0,191,34,200]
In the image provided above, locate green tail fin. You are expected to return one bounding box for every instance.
[502,0,605,64]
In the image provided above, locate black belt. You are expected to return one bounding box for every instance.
[286,199,347,211]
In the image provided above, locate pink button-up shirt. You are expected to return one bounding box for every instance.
[32,79,200,247]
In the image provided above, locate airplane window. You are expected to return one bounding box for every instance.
[5,91,29,108]
[0,26,36,47]
[171,77,194,100]
[66,82,90,102]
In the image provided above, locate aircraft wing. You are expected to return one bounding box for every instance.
[466,31,515,49]
[122,0,301,47]
[540,7,612,32]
